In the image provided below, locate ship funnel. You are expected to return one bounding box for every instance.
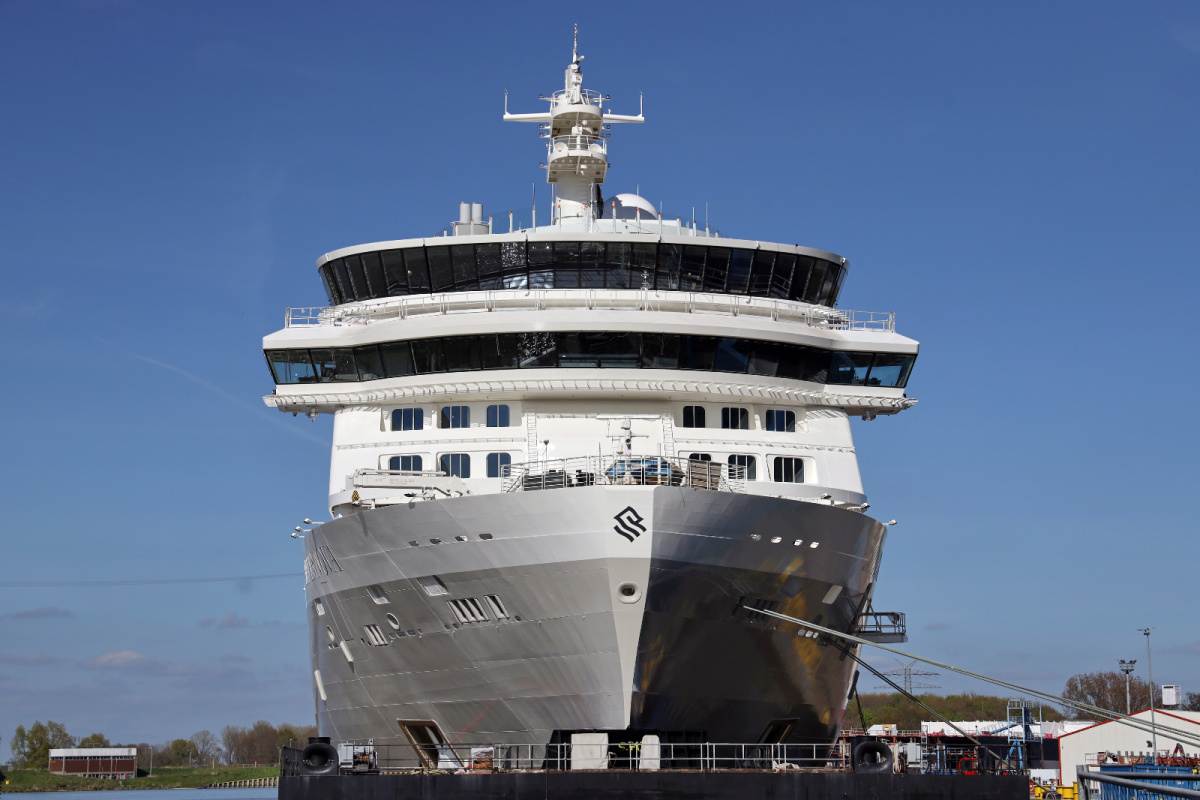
[459,202,470,224]
[452,202,489,236]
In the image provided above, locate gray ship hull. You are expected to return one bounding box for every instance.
[304,486,887,747]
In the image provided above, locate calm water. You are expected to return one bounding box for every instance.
[12,791,275,800]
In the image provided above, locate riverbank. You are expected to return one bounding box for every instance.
[2,767,279,792]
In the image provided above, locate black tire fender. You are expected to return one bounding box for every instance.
[852,740,893,774]
[299,737,339,777]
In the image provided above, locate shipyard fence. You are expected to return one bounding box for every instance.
[281,741,849,776]
[500,455,745,494]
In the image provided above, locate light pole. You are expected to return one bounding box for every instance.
[1138,627,1157,758]
[1119,659,1137,715]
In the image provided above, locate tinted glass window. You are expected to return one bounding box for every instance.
[777,343,810,381]
[682,406,705,428]
[748,250,774,295]
[355,345,385,381]
[319,265,343,305]
[641,333,680,369]
[804,259,828,304]
[404,248,431,292]
[500,241,528,288]
[816,260,839,305]
[656,243,681,290]
[679,335,717,370]
[773,457,803,483]
[713,337,751,373]
[332,259,354,302]
[389,455,423,471]
[830,263,848,306]
[486,404,510,427]
[688,453,712,461]
[703,247,731,293]
[426,247,454,292]
[606,242,632,289]
[410,339,445,374]
[345,255,370,301]
[379,342,415,377]
[747,340,781,377]
[391,408,424,431]
[440,453,470,478]
[765,409,796,432]
[440,405,470,428]
[580,241,605,287]
[791,255,815,302]
[267,350,318,384]
[553,241,580,288]
[726,249,753,294]
[475,243,502,289]
[480,333,521,369]
[680,245,706,291]
[770,252,796,299]
[728,454,756,480]
[486,452,511,478]
[518,332,557,367]
[829,351,873,385]
[721,407,750,430]
[381,250,408,296]
[311,348,358,382]
[443,336,481,371]
[865,353,915,387]
[450,244,478,290]
[361,252,385,297]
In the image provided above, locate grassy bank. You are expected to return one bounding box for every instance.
[2,766,279,792]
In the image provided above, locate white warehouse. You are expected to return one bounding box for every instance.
[1058,709,1200,787]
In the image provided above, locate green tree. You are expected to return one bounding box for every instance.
[10,725,28,768]
[77,732,110,748]
[14,721,76,769]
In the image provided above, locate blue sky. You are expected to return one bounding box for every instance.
[2,1,1198,746]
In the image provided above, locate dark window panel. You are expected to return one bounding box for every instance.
[816,260,839,305]
[266,350,317,384]
[390,408,423,431]
[517,332,557,367]
[680,245,706,291]
[747,340,782,377]
[703,247,731,293]
[865,353,916,388]
[830,263,848,306]
[777,343,810,381]
[426,247,454,292]
[804,259,828,304]
[345,255,370,301]
[558,333,599,367]
[560,331,640,368]
[656,242,681,290]
[319,265,342,305]
[486,404,510,427]
[606,242,632,288]
[631,243,657,289]
[804,351,830,384]
[440,453,470,478]
[770,252,796,299]
[443,336,481,371]
[379,342,415,377]
[361,251,385,298]
[774,457,803,483]
[486,452,511,478]
[354,345,385,381]
[728,454,756,480]
[640,333,680,368]
[332,258,354,303]
[828,351,873,385]
[404,248,431,292]
[713,337,751,373]
[726,249,753,294]
[475,243,502,289]
[500,241,528,288]
[682,405,705,428]
[450,244,478,290]
[790,255,815,302]
[580,240,605,287]
[311,348,359,382]
[553,241,580,288]
[480,333,520,369]
[721,408,750,430]
[410,339,446,374]
[390,454,423,471]
[381,250,408,296]
[748,250,775,296]
[527,240,553,265]
[678,335,717,370]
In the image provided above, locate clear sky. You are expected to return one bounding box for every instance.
[2,1,1198,746]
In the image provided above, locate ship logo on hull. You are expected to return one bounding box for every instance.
[613,507,646,542]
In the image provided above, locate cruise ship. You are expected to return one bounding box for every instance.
[262,33,918,759]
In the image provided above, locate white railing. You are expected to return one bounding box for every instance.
[284,289,895,332]
[500,456,745,494]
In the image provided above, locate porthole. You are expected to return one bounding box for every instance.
[386,613,401,630]
[325,625,336,643]
[617,582,642,604]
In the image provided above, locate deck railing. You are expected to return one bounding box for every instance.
[283,289,895,332]
[500,456,744,494]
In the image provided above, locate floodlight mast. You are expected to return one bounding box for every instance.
[1139,627,1157,756]
[503,25,643,228]
[1119,659,1137,716]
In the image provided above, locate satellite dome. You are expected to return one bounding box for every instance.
[610,193,659,220]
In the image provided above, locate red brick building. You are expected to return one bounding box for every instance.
[49,748,137,779]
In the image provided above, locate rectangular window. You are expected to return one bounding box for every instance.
[828,351,874,385]
[728,454,757,480]
[443,336,481,371]
[267,350,317,384]
[475,243,502,289]
[381,249,408,295]
[379,342,415,377]
[687,453,712,461]
[486,404,510,427]
[682,405,706,428]
[486,452,511,478]
[713,337,751,373]
[310,348,359,382]
[391,408,424,431]
[389,455,423,471]
[726,249,753,294]
[425,246,454,292]
[440,453,470,478]
[765,409,796,432]
[404,247,431,292]
[440,405,470,429]
[773,457,804,483]
[721,407,750,430]
[450,244,478,290]
[354,345,385,381]
[480,334,520,369]
[864,353,916,388]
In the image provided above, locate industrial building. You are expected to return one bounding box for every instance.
[48,747,137,779]
[1058,709,1200,786]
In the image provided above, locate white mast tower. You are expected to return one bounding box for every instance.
[504,25,643,228]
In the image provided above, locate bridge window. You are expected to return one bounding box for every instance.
[687,453,712,461]
[728,454,757,480]
[391,408,424,431]
[440,453,470,478]
[721,407,750,430]
[440,406,470,429]
[682,406,705,428]
[486,453,511,478]
[388,455,423,471]
[765,410,796,432]
[773,457,804,483]
[486,404,510,427]
[267,350,317,384]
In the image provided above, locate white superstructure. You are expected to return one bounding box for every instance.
[262,32,919,752]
